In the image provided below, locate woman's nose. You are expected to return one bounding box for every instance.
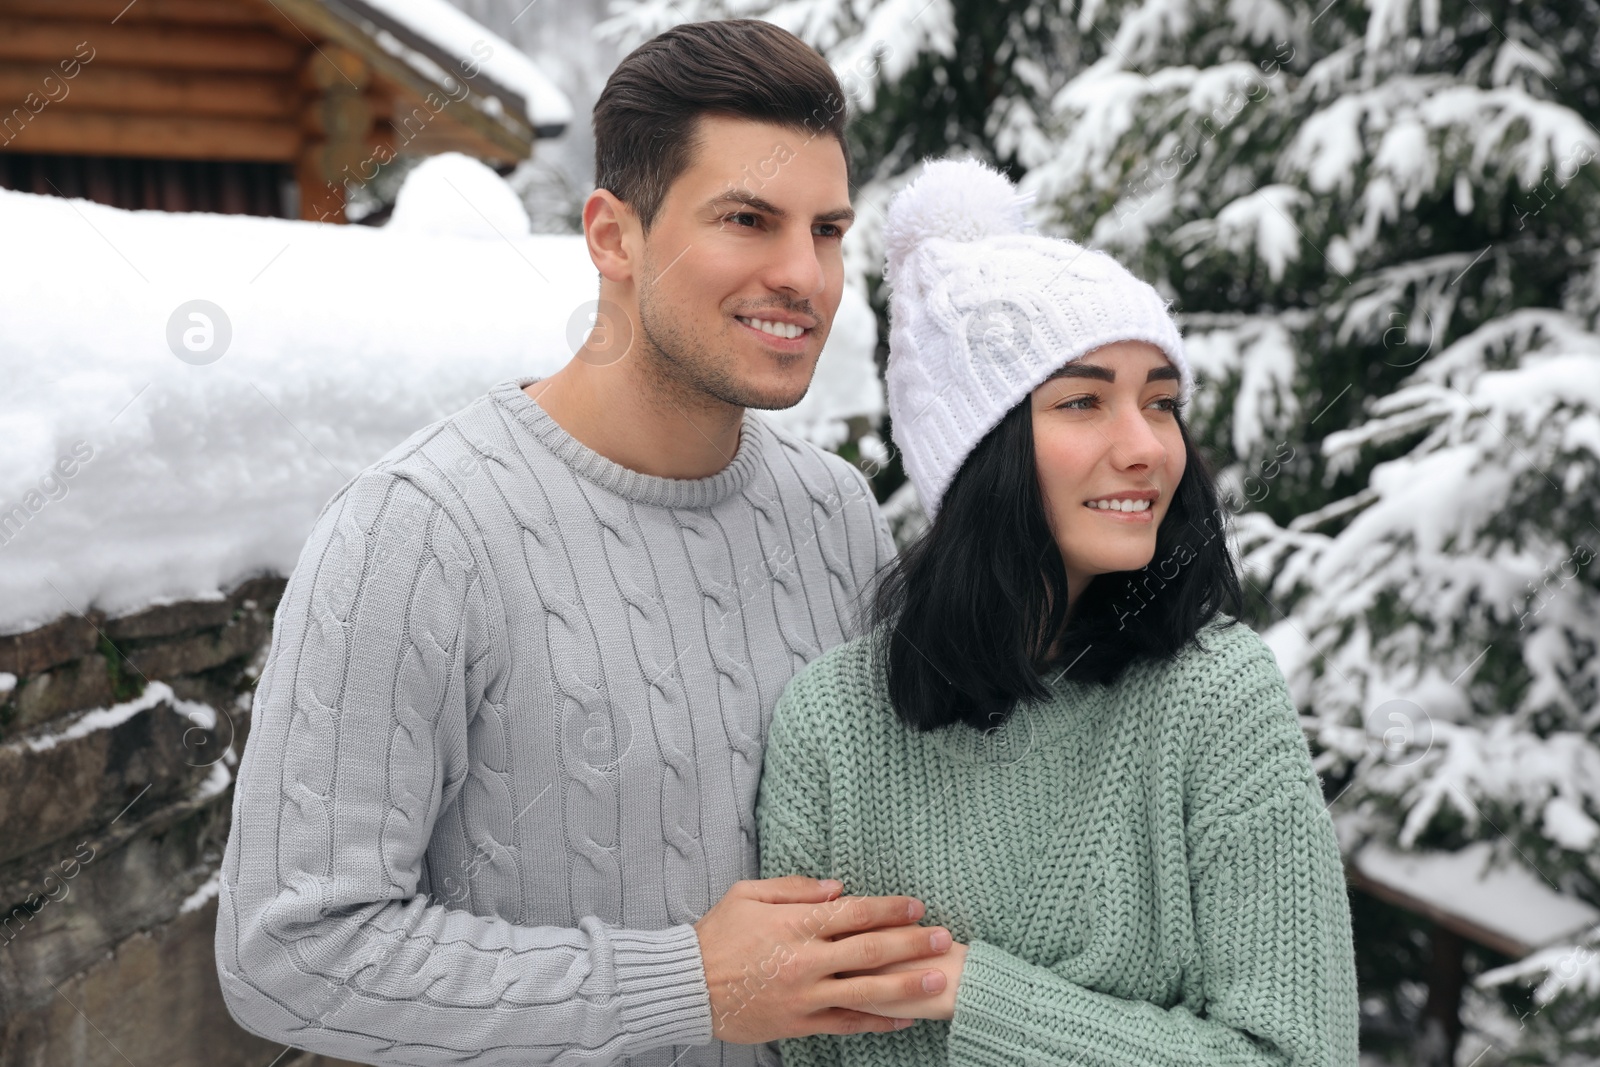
[1107,403,1166,470]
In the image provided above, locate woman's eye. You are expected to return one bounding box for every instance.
[1149,396,1183,413]
[1057,394,1098,411]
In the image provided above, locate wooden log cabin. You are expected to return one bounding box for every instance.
[0,0,570,221]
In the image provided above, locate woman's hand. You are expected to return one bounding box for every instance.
[836,939,968,1021]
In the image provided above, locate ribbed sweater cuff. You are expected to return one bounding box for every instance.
[947,939,1073,1066]
[612,923,714,1052]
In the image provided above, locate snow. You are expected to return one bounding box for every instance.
[1476,351,1600,422]
[1564,412,1600,459]
[1480,930,1600,1005]
[1353,840,1600,952]
[1280,76,1600,258]
[172,696,217,732]
[387,151,532,237]
[1034,61,1191,203]
[1284,92,1381,197]
[193,759,234,802]
[0,673,14,698]
[1373,120,1437,209]
[1182,318,1300,456]
[1365,0,1438,52]
[601,0,957,116]
[824,0,956,113]
[1330,446,1500,567]
[176,769,233,912]
[0,160,883,635]
[179,868,222,915]
[1101,0,1196,66]
[6,682,192,753]
[1542,795,1600,852]
[351,0,572,130]
[1224,0,1291,45]
[1179,184,1306,282]
[1241,298,1600,796]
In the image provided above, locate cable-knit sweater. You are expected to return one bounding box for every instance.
[215,375,894,1067]
[758,618,1360,1066]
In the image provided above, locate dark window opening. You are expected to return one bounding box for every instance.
[0,153,293,217]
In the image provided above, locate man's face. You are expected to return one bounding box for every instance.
[633,114,853,411]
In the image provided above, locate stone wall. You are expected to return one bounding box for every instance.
[0,577,359,1067]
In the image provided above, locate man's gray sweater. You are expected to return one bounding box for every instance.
[215,376,894,1066]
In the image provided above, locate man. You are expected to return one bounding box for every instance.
[215,18,955,1067]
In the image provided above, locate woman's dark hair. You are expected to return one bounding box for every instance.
[871,398,1243,733]
[592,19,850,231]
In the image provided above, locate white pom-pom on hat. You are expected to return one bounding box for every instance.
[883,158,1031,282]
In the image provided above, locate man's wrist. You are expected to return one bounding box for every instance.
[611,923,716,1051]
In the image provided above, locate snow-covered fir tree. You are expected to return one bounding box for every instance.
[605,1,1600,1061]
[1025,3,1600,1063]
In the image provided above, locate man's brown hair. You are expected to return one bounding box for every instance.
[593,19,850,231]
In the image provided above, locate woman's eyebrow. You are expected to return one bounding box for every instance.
[1047,363,1114,382]
[1045,364,1181,382]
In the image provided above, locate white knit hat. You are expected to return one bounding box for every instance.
[883,157,1191,519]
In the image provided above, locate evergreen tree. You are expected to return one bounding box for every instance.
[608,1,1600,1060]
[1026,3,1600,1062]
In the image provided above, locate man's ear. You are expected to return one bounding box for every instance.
[584,189,639,284]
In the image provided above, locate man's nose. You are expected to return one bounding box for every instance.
[765,227,826,298]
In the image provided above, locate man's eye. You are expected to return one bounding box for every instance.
[815,223,844,239]
[724,212,760,228]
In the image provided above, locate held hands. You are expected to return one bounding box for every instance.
[837,938,968,1021]
[693,876,964,1043]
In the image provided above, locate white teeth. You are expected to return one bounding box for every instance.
[741,316,804,340]
[1086,498,1152,512]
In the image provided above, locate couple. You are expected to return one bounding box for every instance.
[215,17,1358,1067]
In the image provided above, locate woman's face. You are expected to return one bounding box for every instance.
[1029,341,1187,598]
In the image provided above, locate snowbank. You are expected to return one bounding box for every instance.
[0,158,883,634]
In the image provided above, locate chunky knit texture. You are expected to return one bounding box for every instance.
[216,375,894,1067]
[758,618,1360,1066]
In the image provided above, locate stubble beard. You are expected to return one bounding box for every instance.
[635,254,818,414]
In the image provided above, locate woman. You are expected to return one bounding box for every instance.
[756,159,1359,1066]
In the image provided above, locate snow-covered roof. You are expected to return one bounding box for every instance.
[0,157,883,636]
[1352,840,1600,957]
[327,0,572,135]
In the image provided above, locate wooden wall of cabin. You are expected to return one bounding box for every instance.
[0,0,403,222]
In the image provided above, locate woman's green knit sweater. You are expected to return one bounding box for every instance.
[756,617,1359,1066]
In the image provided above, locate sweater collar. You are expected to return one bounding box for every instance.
[490,375,766,510]
[933,677,1103,765]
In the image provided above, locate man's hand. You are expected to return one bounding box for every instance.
[693,876,956,1043]
[838,940,968,1021]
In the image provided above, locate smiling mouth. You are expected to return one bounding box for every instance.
[1084,498,1153,513]
[736,315,811,341]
